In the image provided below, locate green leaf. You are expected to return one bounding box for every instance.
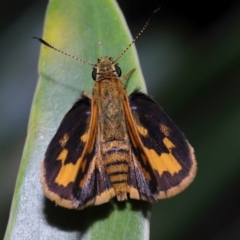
[5,0,151,240]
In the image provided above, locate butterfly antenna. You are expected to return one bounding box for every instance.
[32,37,95,67]
[114,7,161,63]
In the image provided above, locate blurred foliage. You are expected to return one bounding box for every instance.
[1,0,240,239]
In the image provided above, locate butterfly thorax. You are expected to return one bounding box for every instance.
[92,59,131,201]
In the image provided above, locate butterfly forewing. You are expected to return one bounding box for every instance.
[127,91,196,199]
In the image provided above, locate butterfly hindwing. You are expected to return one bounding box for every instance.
[126,91,196,200]
[72,133,115,209]
[128,148,159,201]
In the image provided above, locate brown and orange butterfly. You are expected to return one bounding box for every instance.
[34,12,196,210]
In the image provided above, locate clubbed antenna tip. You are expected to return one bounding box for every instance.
[32,37,95,67]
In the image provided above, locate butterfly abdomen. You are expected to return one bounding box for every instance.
[102,142,130,201]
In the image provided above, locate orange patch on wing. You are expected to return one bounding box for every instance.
[163,137,175,148]
[160,124,170,136]
[81,132,89,143]
[55,160,81,187]
[142,148,182,175]
[57,148,68,162]
[136,124,148,136]
[55,148,81,186]
[59,133,69,147]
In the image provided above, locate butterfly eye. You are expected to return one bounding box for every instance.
[115,65,121,77]
[92,69,97,80]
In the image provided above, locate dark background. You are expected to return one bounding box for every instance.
[1,0,240,239]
